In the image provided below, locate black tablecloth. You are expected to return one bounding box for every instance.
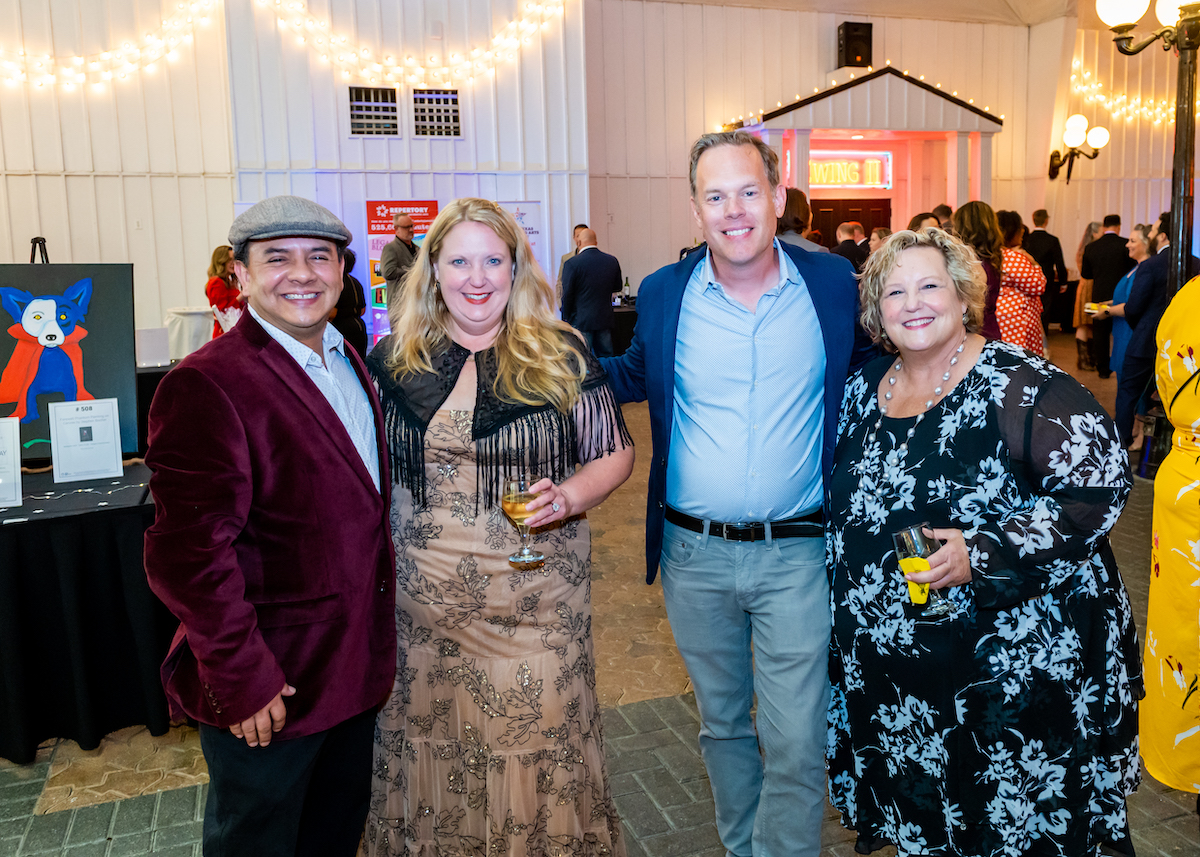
[0,464,176,764]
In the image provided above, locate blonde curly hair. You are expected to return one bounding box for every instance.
[858,227,987,353]
[382,198,587,413]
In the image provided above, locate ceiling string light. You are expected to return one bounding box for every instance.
[0,0,563,92]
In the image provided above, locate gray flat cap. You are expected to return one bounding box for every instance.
[228,195,352,253]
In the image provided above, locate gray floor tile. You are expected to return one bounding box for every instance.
[0,817,30,840]
[620,702,668,734]
[653,743,707,782]
[663,799,716,831]
[639,824,724,857]
[633,768,691,811]
[646,696,700,728]
[613,793,671,839]
[151,846,199,857]
[110,795,157,837]
[66,803,115,845]
[153,820,203,849]
[63,843,108,857]
[0,797,38,823]
[155,788,200,827]
[614,729,680,753]
[608,772,644,798]
[108,831,152,856]
[602,709,636,740]
[607,750,662,777]
[19,811,70,854]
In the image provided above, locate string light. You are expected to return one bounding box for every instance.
[0,0,564,91]
[1070,58,1181,125]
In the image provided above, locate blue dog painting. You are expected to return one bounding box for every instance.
[0,278,95,422]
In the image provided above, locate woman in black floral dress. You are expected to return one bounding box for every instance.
[827,227,1141,857]
[362,198,633,857]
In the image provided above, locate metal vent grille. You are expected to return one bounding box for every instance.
[349,87,399,136]
[413,89,461,137]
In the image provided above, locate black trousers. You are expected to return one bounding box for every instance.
[198,707,376,857]
[1092,316,1114,376]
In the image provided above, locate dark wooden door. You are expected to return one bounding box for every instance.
[811,198,892,249]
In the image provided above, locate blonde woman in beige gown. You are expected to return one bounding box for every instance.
[362,198,633,857]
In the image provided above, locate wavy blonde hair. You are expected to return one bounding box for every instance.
[383,198,586,412]
[858,227,987,353]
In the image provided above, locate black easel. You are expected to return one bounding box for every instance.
[30,237,48,263]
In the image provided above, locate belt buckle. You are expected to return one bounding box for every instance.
[720,521,753,541]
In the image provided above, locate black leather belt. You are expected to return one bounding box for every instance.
[665,506,824,541]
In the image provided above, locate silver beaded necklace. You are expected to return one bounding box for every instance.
[864,332,967,469]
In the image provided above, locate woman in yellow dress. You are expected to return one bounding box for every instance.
[1142,274,1200,811]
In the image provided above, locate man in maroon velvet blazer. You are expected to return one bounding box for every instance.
[144,196,395,856]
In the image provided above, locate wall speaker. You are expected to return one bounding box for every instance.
[838,22,872,69]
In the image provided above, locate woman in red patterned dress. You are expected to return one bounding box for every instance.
[995,210,1047,354]
[205,244,242,339]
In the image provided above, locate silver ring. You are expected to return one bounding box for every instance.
[552,502,560,513]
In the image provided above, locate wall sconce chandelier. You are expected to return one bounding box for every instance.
[1048,114,1110,183]
[1096,0,1200,298]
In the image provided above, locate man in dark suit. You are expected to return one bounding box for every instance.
[561,228,622,357]
[144,196,395,856]
[1114,210,1195,446]
[555,222,588,311]
[601,131,872,857]
[1080,214,1135,377]
[831,221,869,272]
[379,212,417,294]
[1023,209,1069,331]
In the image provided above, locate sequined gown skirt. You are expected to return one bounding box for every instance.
[362,409,625,857]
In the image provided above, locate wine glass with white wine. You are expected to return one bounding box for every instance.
[502,475,545,565]
[892,522,952,618]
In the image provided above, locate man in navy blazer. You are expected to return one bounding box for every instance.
[1115,210,1194,446]
[602,131,872,857]
[145,197,395,856]
[562,228,623,356]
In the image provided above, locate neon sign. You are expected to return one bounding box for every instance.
[809,151,893,189]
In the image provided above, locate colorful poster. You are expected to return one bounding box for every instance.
[365,200,439,344]
[497,201,549,282]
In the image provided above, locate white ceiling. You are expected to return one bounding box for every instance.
[647,1,1142,29]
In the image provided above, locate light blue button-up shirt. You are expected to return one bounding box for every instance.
[247,306,380,491]
[665,241,825,521]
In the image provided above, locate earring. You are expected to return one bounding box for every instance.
[962,311,969,325]
[880,329,890,342]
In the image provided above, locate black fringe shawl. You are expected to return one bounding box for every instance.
[367,334,633,510]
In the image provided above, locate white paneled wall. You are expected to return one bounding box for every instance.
[0,0,234,329]
[228,0,591,282]
[585,0,1075,288]
[1046,28,1182,270]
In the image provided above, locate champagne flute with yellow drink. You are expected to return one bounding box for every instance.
[502,475,545,565]
[892,522,952,618]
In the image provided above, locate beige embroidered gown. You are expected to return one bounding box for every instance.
[362,408,625,857]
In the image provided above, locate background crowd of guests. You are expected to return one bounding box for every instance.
[155,130,1197,857]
